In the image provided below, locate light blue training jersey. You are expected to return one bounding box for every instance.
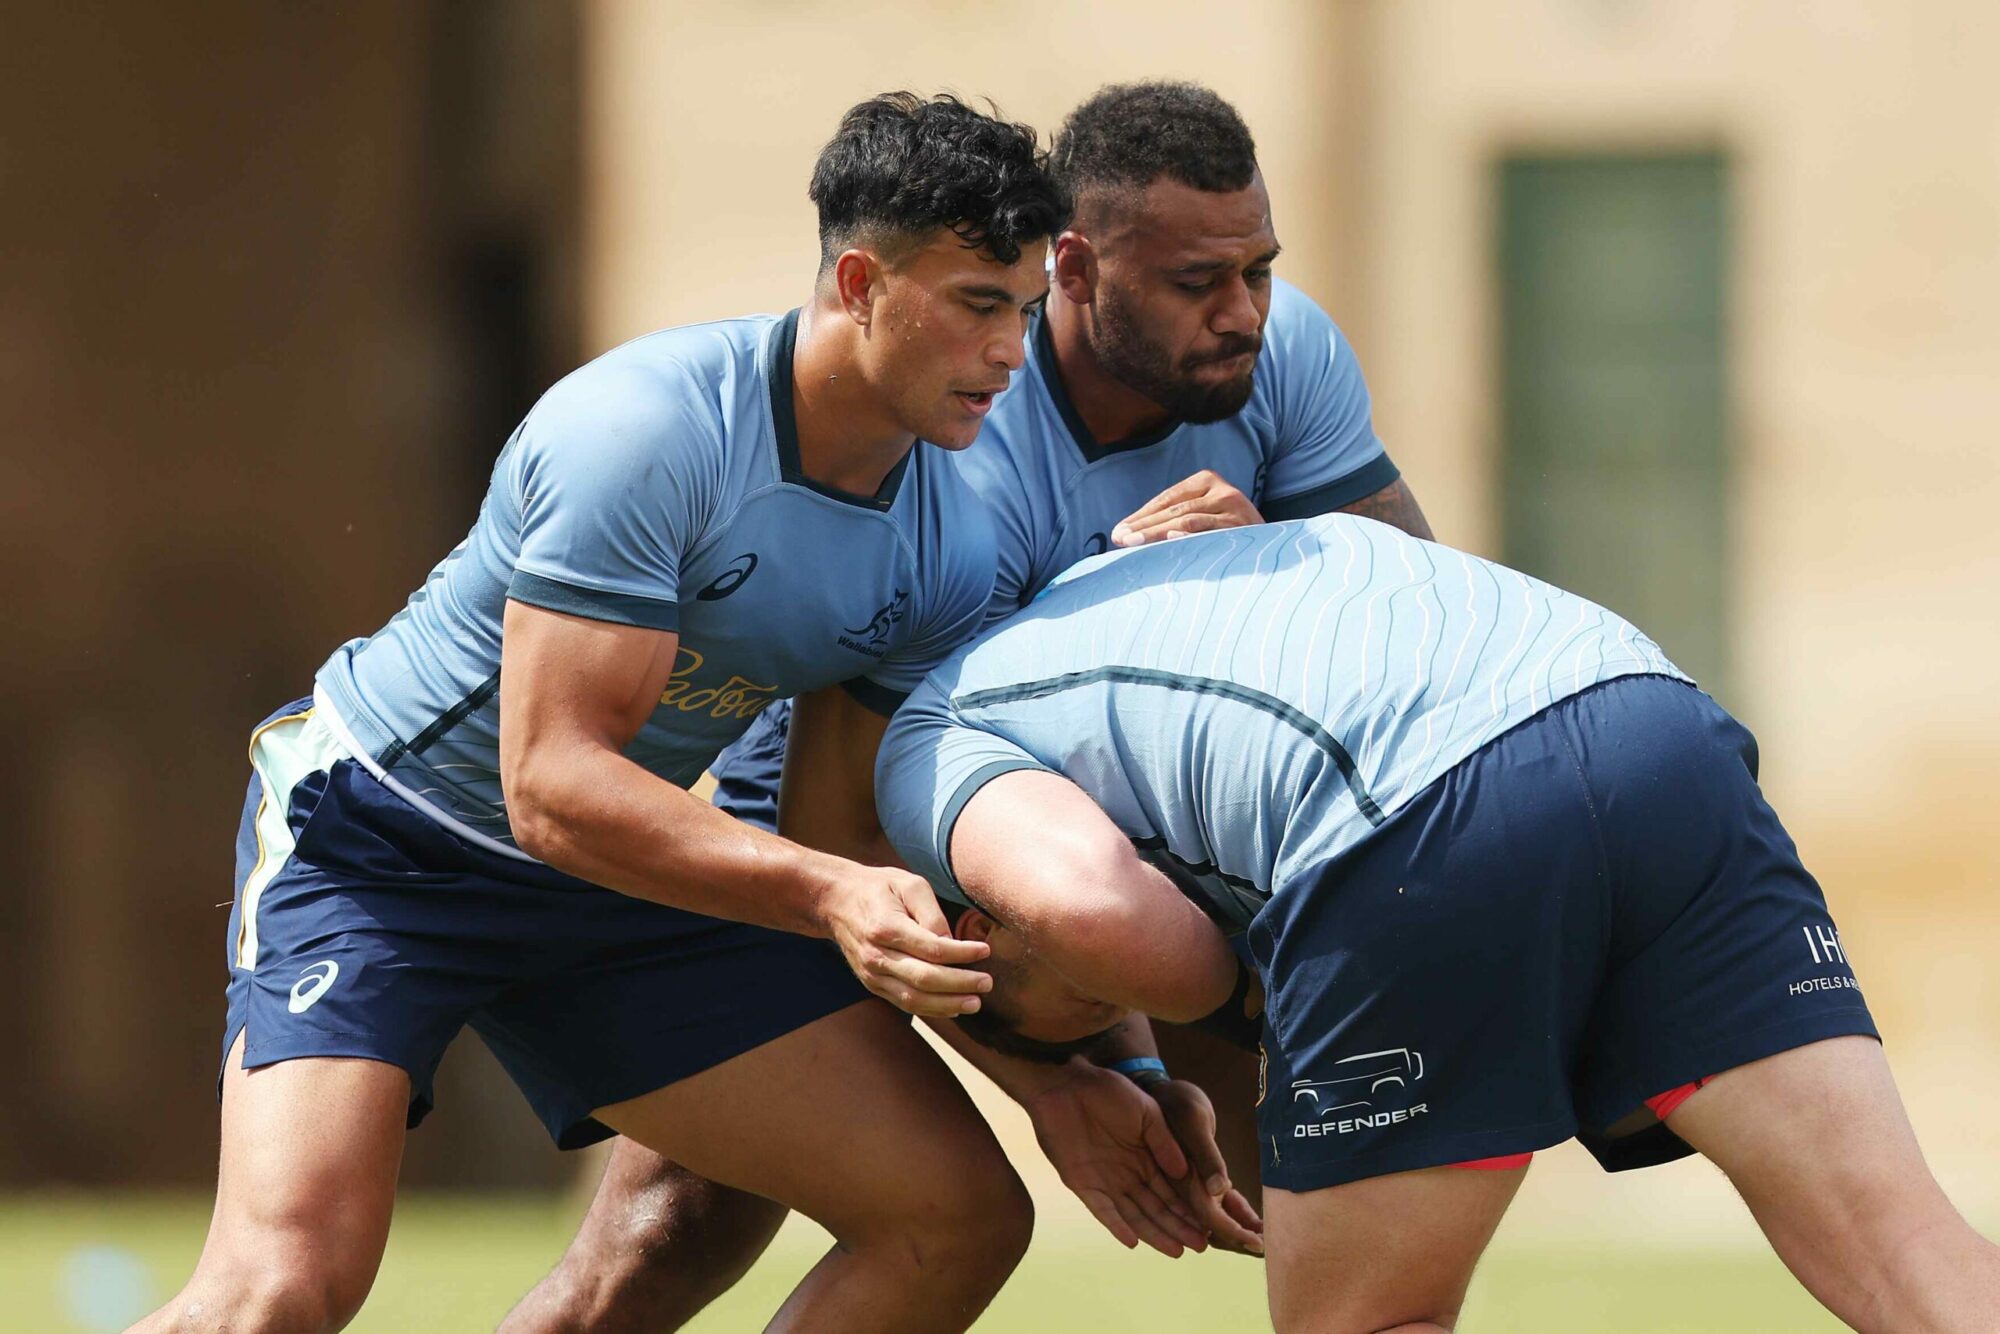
[962,277,1399,625]
[700,277,1402,829]
[316,309,995,857]
[877,514,1688,931]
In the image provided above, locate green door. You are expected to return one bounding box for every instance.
[1498,154,1732,703]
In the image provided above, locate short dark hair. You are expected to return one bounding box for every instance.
[1050,81,1259,210]
[809,92,1070,269]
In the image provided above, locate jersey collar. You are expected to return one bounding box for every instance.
[766,308,912,512]
[1031,310,1184,464]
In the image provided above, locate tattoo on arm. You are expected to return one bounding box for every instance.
[1339,478,1435,541]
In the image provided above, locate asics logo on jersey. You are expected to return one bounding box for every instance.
[288,960,340,1014]
[696,553,759,602]
[838,589,907,656]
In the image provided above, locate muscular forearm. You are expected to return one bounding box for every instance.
[510,739,847,937]
[1088,1013,1164,1066]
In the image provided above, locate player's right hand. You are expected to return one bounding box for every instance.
[819,865,992,1018]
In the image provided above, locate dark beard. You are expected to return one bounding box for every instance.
[1095,288,1260,426]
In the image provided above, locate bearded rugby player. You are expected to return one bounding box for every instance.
[505,81,1434,1334]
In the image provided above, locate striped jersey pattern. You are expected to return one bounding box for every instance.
[878,513,1688,928]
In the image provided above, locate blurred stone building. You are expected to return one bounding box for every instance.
[6,0,1995,1195]
[589,0,2000,1201]
[3,3,583,1187]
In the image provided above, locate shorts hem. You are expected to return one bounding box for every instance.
[539,990,875,1151]
[237,1034,433,1086]
[1583,1004,1879,1134]
[1261,1115,1575,1192]
[224,1031,441,1129]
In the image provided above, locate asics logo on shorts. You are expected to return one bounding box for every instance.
[288,960,340,1014]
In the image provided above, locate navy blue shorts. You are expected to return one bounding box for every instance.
[709,699,791,833]
[1247,675,1877,1192]
[223,699,866,1148]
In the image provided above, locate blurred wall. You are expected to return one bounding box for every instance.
[588,0,2000,1194]
[581,0,1369,340]
[1347,4,2000,1175]
[1,4,580,1187]
[7,0,1993,1196]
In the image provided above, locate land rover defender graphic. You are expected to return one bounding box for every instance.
[1290,1047,1426,1116]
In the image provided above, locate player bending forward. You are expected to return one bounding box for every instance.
[876,513,2000,1333]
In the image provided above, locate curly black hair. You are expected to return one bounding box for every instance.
[809,92,1071,268]
[1050,81,1259,210]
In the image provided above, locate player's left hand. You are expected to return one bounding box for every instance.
[1024,1062,1210,1258]
[1110,470,1263,546]
[1149,1078,1264,1257]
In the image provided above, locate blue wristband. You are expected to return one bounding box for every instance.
[1107,1057,1169,1083]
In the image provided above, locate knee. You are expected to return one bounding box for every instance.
[963,1172,1036,1275]
[253,1267,370,1334]
[865,1165,1034,1297]
[1784,1154,1946,1261]
[170,1253,373,1333]
[1268,1294,1458,1334]
[502,1175,787,1333]
[497,1259,605,1334]
[919,1167,1036,1289]
[1268,1270,1462,1334]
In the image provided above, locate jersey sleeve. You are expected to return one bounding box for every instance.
[506,362,724,632]
[875,680,1053,904]
[843,464,1000,717]
[953,430,1045,629]
[1258,280,1402,522]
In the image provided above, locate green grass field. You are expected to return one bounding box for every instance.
[2,1192,1847,1332]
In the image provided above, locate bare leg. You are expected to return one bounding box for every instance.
[130,1034,410,1333]
[1666,1035,2000,1334]
[1263,1162,1527,1333]
[499,1141,786,1334]
[593,1000,1032,1334]
[501,1023,1262,1332]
